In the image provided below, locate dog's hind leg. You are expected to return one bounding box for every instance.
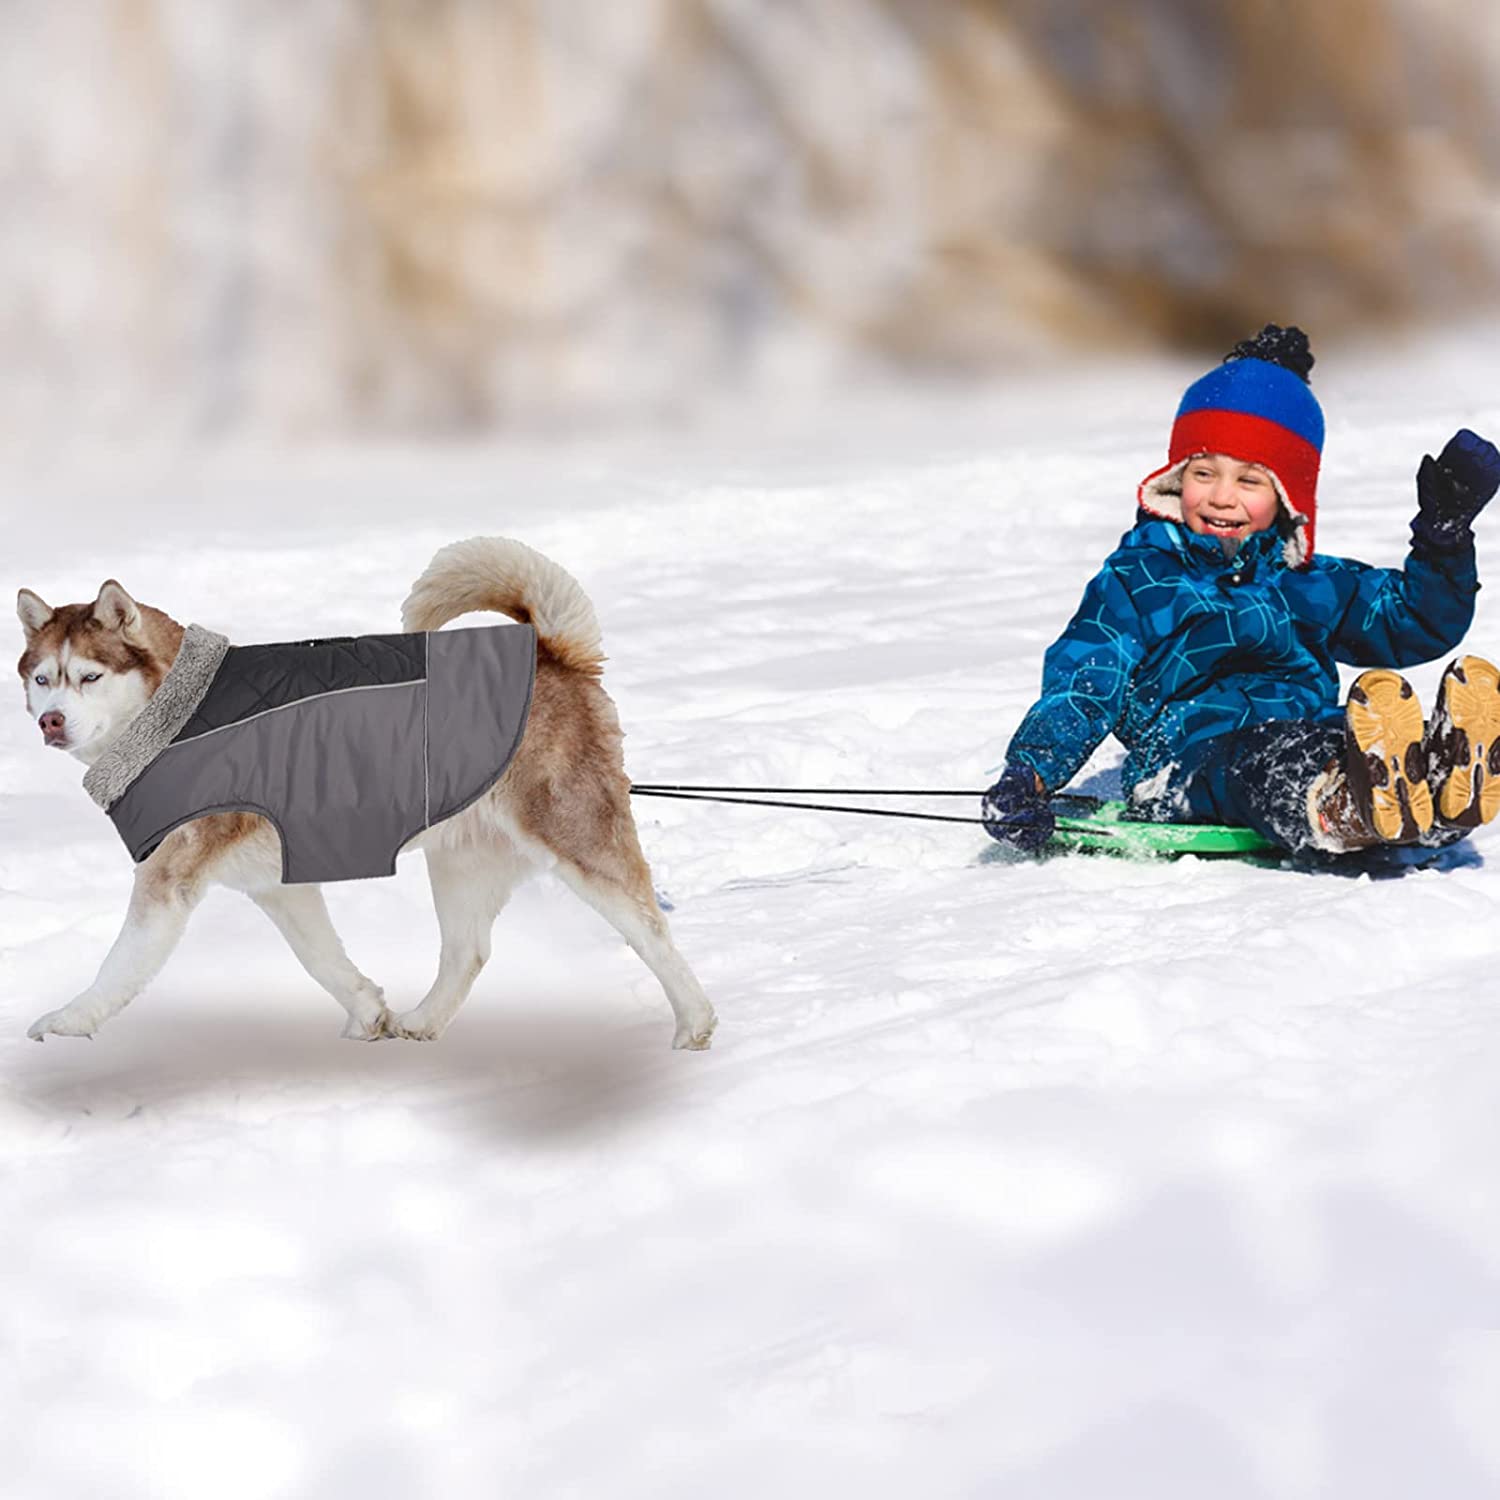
[387,844,524,1040]
[27,859,207,1041]
[553,854,717,1051]
[249,885,391,1040]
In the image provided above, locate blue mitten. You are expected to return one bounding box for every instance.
[1414,428,1500,547]
[981,764,1055,852]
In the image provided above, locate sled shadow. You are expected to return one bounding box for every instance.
[10,996,700,1145]
[1246,837,1486,879]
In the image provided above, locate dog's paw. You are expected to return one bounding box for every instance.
[385,1009,445,1041]
[340,1008,394,1042]
[27,1006,101,1042]
[338,982,391,1041]
[672,1012,717,1052]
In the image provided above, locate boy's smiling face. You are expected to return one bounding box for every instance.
[1179,453,1281,543]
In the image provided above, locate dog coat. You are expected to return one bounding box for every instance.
[83,623,536,883]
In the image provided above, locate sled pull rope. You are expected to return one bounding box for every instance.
[628,783,1103,827]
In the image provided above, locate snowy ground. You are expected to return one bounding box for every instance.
[5,328,1500,1497]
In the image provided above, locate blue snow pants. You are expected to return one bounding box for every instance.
[1148,720,1470,856]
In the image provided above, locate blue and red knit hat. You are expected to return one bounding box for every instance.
[1137,325,1325,566]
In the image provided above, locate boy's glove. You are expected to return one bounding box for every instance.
[981,765,1055,852]
[1414,428,1500,547]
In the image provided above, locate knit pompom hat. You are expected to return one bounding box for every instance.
[1137,325,1325,566]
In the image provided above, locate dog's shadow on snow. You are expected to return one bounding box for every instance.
[11,995,696,1145]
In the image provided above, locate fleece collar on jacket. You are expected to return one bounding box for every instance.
[82,625,231,810]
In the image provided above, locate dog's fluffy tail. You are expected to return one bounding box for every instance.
[402,537,605,676]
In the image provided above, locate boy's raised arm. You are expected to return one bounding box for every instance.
[1325,429,1497,666]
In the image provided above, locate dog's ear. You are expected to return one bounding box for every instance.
[91,580,142,636]
[17,589,54,640]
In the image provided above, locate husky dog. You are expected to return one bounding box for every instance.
[14,539,717,1050]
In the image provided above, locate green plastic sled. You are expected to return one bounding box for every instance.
[1048,797,1278,859]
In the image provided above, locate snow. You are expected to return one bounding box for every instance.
[5,327,1500,1496]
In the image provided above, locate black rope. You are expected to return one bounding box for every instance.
[631,784,983,797]
[628,783,1104,826]
[630,788,988,825]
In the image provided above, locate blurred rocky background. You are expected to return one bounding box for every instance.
[4,0,1499,440]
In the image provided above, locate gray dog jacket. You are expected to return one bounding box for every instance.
[83,623,536,884]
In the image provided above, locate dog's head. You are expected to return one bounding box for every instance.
[16,582,184,763]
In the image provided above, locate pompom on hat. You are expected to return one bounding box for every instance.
[1137,325,1325,566]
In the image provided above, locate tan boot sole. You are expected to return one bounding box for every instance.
[1437,655,1500,827]
[1347,669,1434,841]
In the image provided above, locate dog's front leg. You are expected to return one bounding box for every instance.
[27,862,204,1041]
[248,885,390,1040]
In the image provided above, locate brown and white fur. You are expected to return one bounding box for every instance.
[15,540,717,1050]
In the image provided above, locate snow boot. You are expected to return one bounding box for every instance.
[1308,761,1380,850]
[1343,669,1434,843]
[1427,654,1500,830]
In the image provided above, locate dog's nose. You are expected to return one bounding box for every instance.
[39,710,67,742]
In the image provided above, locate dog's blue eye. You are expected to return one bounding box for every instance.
[33,674,47,686]
[80,673,101,684]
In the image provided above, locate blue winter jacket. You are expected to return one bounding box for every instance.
[1006,514,1479,803]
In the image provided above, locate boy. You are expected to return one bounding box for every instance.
[982,325,1500,857]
